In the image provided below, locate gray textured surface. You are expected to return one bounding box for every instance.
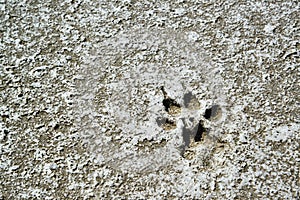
[0,0,299,199]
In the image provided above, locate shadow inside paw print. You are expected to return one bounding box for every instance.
[204,105,221,120]
[160,86,181,115]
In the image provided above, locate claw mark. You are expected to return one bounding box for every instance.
[160,86,181,113]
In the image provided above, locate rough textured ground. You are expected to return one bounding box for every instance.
[0,0,299,199]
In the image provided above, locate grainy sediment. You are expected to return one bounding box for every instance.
[0,1,299,199]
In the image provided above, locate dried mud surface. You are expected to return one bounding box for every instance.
[0,1,299,199]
